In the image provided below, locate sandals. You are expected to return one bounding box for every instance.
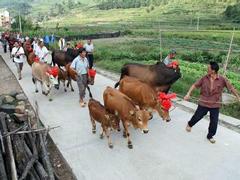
[185,124,191,132]
[207,138,216,144]
[80,101,87,107]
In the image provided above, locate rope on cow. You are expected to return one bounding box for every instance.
[175,93,240,105]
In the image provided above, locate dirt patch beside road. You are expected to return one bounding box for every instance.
[0,56,22,95]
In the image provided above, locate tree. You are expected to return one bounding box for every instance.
[11,15,33,31]
[68,0,75,9]
[224,3,240,22]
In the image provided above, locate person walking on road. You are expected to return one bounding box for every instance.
[32,37,39,53]
[35,39,49,64]
[43,34,50,49]
[11,41,25,80]
[50,33,55,44]
[163,49,177,66]
[84,39,94,69]
[184,61,240,144]
[70,48,89,107]
[1,36,7,53]
[58,37,65,50]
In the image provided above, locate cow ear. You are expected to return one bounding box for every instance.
[129,110,135,115]
[136,105,140,110]
[45,72,50,76]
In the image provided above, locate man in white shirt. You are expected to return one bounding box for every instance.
[32,37,39,53]
[35,39,49,63]
[84,39,94,69]
[58,37,65,50]
[11,41,25,80]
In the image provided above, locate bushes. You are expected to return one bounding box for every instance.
[224,3,240,23]
[178,51,226,64]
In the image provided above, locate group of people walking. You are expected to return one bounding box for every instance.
[10,36,50,80]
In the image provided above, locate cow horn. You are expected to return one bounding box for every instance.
[129,110,135,115]
[104,114,110,119]
[147,108,153,113]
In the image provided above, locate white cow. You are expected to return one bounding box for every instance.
[32,62,58,101]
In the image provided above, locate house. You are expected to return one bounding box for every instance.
[0,9,10,29]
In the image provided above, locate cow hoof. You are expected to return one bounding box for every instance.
[92,129,96,134]
[49,98,53,102]
[71,89,74,92]
[35,90,39,93]
[123,133,127,138]
[64,89,67,92]
[166,119,171,122]
[117,128,121,132]
[128,144,133,149]
[100,134,104,139]
[109,144,114,149]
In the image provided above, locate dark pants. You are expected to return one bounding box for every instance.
[3,44,7,53]
[87,54,94,69]
[188,105,219,139]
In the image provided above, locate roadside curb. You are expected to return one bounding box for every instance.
[95,67,240,134]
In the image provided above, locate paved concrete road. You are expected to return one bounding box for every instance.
[1,51,240,180]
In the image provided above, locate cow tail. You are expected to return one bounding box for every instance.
[87,86,93,99]
[32,77,36,84]
[52,50,55,66]
[114,65,128,88]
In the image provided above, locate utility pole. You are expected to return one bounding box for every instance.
[19,11,22,33]
[197,17,199,31]
[223,28,235,76]
[159,19,163,61]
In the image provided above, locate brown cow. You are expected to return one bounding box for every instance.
[103,87,152,149]
[119,76,171,121]
[55,67,70,92]
[23,40,35,66]
[88,98,120,148]
[114,62,181,93]
[32,62,59,101]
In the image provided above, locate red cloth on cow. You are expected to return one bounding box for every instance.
[158,92,177,110]
[47,67,59,78]
[88,69,96,77]
[167,60,179,69]
[76,43,83,49]
[34,57,40,63]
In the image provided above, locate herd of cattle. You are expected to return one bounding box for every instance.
[22,40,181,149]
[23,41,95,101]
[89,63,181,149]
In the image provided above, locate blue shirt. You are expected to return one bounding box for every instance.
[70,56,89,75]
[50,35,55,43]
[44,35,50,44]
